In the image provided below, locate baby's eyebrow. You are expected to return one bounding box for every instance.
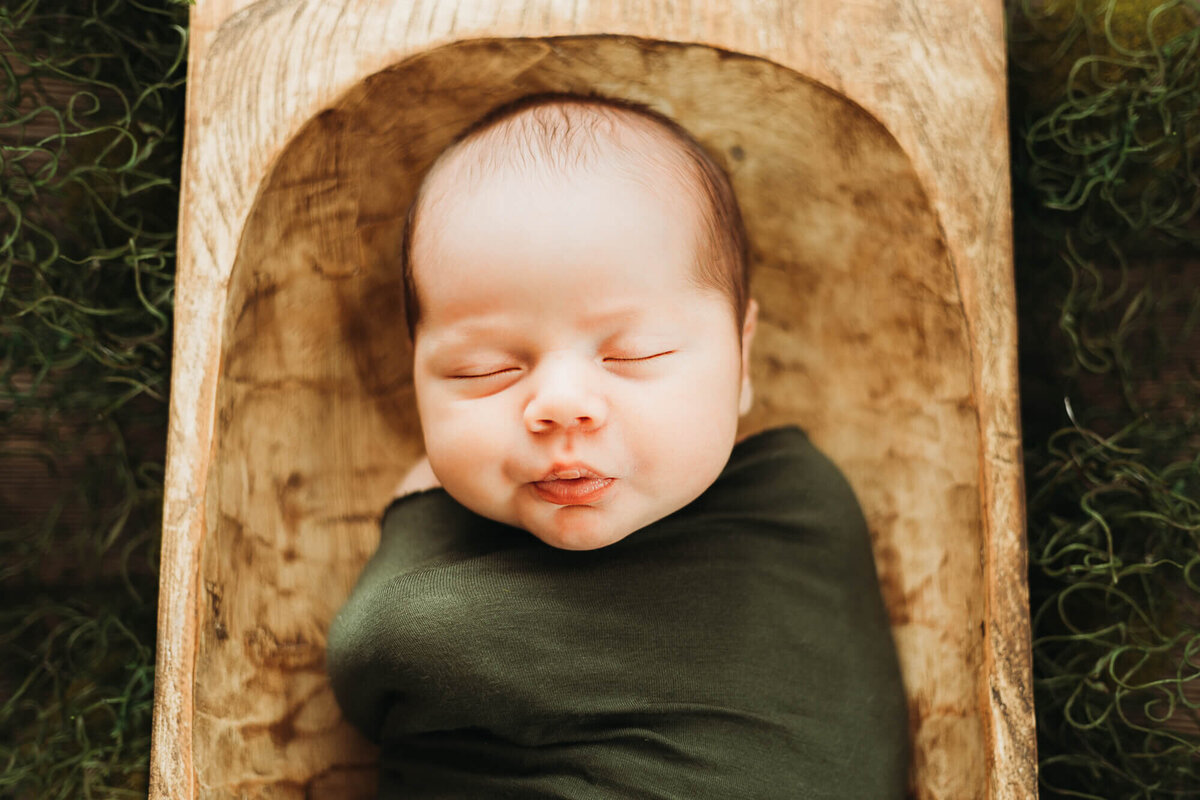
[436,306,652,345]
[582,306,648,326]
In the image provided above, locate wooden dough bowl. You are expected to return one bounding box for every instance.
[152,1,1035,798]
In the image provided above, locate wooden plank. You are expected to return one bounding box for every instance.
[152,1,1034,798]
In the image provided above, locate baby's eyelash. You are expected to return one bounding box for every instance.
[449,351,675,378]
[450,367,519,379]
[604,351,676,363]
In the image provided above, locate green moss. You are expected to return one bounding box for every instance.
[1009,0,1200,252]
[1011,1,1200,797]
[0,1,187,795]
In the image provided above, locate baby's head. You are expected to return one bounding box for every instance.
[403,91,758,550]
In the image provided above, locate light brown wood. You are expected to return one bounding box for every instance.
[152,1,1036,798]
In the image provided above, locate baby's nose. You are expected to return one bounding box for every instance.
[523,357,608,434]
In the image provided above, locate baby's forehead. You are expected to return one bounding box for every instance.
[422,107,697,205]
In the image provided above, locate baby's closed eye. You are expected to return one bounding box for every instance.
[603,350,675,363]
[449,351,676,379]
[450,367,521,379]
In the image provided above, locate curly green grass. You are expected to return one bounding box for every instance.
[1010,0,1200,251]
[1010,1,1200,796]
[1,1,188,796]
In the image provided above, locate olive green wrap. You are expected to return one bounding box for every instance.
[326,425,909,798]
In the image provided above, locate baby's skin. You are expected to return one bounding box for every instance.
[400,122,758,551]
[393,454,439,497]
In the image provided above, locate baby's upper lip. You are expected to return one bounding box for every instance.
[538,462,607,481]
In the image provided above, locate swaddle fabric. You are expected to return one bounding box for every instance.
[326,425,909,798]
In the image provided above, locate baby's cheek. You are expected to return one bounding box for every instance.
[663,369,739,425]
[425,401,509,490]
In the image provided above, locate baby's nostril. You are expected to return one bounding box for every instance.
[527,410,600,433]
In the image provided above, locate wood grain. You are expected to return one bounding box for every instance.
[152,1,1035,798]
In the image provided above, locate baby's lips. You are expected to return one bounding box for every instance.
[532,476,616,505]
[539,462,605,481]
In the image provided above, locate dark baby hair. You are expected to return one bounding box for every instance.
[399,90,751,343]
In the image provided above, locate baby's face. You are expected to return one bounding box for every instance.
[411,162,754,550]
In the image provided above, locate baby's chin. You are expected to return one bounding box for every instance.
[516,487,691,550]
[489,496,656,551]
[441,479,695,551]
[526,516,641,551]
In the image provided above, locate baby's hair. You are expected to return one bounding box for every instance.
[400,90,751,343]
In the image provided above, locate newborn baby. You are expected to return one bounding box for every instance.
[327,91,909,798]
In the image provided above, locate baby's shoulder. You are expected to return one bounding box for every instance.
[716,424,865,519]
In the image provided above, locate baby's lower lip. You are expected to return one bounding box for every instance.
[532,477,615,505]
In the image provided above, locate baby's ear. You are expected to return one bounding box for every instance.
[738,299,759,416]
